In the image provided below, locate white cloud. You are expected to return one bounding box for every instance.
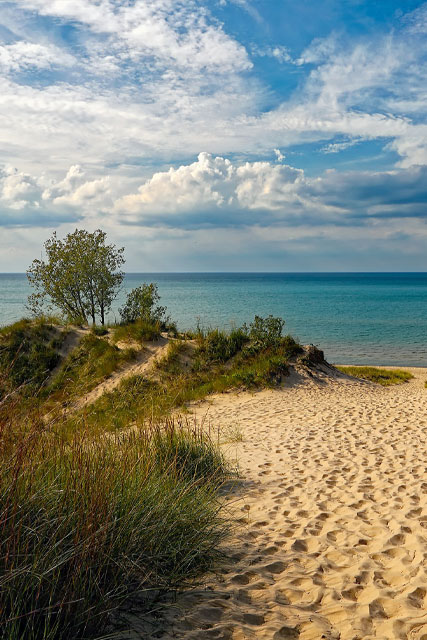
[0,41,75,73]
[252,45,293,63]
[0,0,426,180]
[15,0,251,73]
[115,153,309,225]
[321,139,360,154]
[0,164,111,224]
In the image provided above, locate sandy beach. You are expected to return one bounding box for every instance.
[135,365,427,640]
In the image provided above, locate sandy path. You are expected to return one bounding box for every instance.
[74,337,170,408]
[133,367,427,640]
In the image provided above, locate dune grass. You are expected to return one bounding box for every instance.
[44,333,137,405]
[0,409,230,640]
[111,318,162,344]
[0,318,63,399]
[337,365,413,385]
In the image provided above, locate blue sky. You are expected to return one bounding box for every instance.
[0,0,426,271]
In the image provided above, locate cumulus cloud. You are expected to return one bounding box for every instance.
[115,153,310,227]
[0,164,110,225]
[115,154,427,228]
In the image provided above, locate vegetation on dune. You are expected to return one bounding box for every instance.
[113,283,177,344]
[0,318,63,399]
[66,318,302,437]
[119,283,167,326]
[0,412,229,640]
[44,332,136,405]
[112,317,163,344]
[336,365,413,385]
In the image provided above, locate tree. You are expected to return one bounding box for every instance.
[119,284,167,326]
[27,229,125,325]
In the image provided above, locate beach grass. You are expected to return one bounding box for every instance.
[44,332,137,404]
[0,409,230,640]
[336,365,413,385]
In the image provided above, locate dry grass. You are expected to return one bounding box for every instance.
[337,365,413,386]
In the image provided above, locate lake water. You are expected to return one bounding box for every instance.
[1,272,426,366]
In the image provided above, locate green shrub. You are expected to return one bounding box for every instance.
[195,327,248,366]
[112,318,161,344]
[91,324,109,336]
[242,315,285,351]
[119,283,168,326]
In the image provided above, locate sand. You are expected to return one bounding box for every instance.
[132,365,427,640]
[74,336,169,408]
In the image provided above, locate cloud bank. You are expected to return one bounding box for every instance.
[0,1,426,270]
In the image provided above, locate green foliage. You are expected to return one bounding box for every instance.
[337,365,413,386]
[67,328,301,436]
[195,327,248,365]
[0,417,229,640]
[112,318,161,344]
[91,324,109,336]
[119,283,167,326]
[27,229,125,325]
[45,333,136,402]
[0,319,61,398]
[243,315,285,350]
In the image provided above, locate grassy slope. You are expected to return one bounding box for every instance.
[336,365,413,386]
[64,334,303,437]
[0,319,302,640]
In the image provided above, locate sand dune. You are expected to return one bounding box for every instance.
[127,366,427,640]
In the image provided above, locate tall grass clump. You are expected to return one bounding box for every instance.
[112,318,162,344]
[0,410,230,640]
[194,327,248,366]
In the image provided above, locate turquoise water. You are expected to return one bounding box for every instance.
[1,273,426,366]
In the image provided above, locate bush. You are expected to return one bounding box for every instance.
[195,327,248,365]
[91,324,109,336]
[112,318,161,344]
[243,315,285,351]
[119,284,168,326]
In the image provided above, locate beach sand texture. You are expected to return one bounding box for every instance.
[134,366,427,640]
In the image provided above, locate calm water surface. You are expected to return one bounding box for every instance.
[1,273,426,367]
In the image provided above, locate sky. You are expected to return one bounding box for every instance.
[0,0,426,271]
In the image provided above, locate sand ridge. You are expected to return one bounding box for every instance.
[125,367,427,640]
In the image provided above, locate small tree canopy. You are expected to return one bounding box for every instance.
[119,284,167,326]
[27,229,125,325]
